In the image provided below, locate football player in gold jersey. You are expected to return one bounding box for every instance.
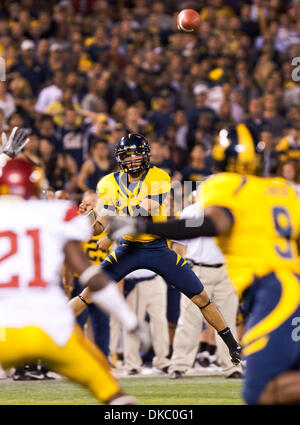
[93,133,241,369]
[0,129,150,405]
[110,124,300,404]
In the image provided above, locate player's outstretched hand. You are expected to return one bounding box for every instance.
[130,322,151,353]
[1,127,29,157]
[108,216,145,241]
[230,345,242,365]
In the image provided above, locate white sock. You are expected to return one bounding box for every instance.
[92,282,138,331]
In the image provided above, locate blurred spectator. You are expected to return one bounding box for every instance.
[277,160,300,197]
[111,98,128,123]
[181,144,211,194]
[150,139,176,178]
[107,123,127,166]
[0,82,16,123]
[39,138,55,169]
[45,87,82,127]
[230,90,245,123]
[77,138,112,192]
[217,102,235,129]
[148,90,173,139]
[81,76,113,112]
[87,25,109,63]
[263,93,288,137]
[187,85,217,148]
[254,50,277,91]
[35,70,64,113]
[245,97,267,139]
[56,109,85,170]
[7,112,26,130]
[173,109,188,151]
[9,76,35,127]
[114,64,143,106]
[11,39,46,96]
[35,115,59,148]
[45,151,77,194]
[18,133,41,166]
[0,0,296,200]
[54,189,70,200]
[125,106,149,134]
[260,125,279,175]
[45,186,55,200]
[0,109,5,130]
[47,43,65,75]
[240,3,260,39]
[84,112,112,149]
[38,11,55,39]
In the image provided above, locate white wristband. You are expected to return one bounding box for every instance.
[79,265,99,285]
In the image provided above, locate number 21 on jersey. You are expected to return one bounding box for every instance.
[0,229,47,288]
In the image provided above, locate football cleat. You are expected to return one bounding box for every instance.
[13,365,44,381]
[230,345,242,365]
[170,370,183,380]
[226,371,243,379]
[127,369,139,376]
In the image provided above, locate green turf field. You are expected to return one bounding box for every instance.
[0,377,244,405]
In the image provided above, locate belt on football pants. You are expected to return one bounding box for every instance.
[187,259,224,268]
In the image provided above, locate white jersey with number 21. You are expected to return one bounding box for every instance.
[0,200,92,346]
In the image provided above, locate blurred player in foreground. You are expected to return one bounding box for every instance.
[109,124,300,405]
[0,128,149,405]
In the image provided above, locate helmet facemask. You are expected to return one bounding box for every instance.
[117,146,150,176]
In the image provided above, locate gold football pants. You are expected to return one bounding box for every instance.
[0,324,120,403]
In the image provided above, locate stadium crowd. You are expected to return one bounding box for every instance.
[0,0,300,197]
[0,0,300,378]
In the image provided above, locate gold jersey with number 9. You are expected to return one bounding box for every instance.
[198,172,300,298]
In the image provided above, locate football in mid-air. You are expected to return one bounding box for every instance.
[177,9,201,33]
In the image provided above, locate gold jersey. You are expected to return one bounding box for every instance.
[82,232,112,266]
[97,166,171,243]
[73,231,112,278]
[198,172,300,298]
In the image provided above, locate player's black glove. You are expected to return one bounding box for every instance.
[1,127,29,157]
[230,345,242,366]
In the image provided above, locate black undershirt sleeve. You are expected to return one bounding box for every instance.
[144,216,219,240]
